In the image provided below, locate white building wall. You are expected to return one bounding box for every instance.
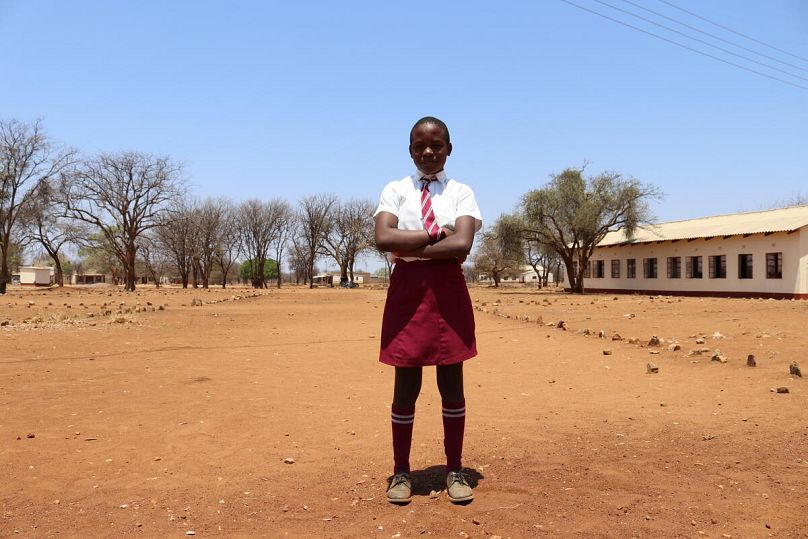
[19,267,53,286]
[584,230,806,297]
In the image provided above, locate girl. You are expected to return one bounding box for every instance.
[374,116,482,504]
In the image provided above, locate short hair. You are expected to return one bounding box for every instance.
[410,116,450,144]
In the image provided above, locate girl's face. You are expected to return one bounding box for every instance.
[409,123,452,176]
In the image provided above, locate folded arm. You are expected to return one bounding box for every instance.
[374,212,476,260]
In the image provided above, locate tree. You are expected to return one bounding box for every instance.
[62,152,183,291]
[139,233,172,288]
[521,167,659,293]
[76,231,123,284]
[525,238,562,288]
[192,197,231,289]
[0,119,75,293]
[472,215,525,287]
[19,179,83,286]
[239,259,278,283]
[298,194,336,288]
[320,198,374,286]
[213,199,240,289]
[156,200,195,288]
[269,200,295,289]
[238,199,286,289]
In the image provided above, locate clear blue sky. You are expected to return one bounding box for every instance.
[2,0,807,229]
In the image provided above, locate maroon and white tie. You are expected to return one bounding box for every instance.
[420,178,440,241]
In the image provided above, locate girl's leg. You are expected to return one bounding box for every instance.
[391,367,422,474]
[437,363,465,472]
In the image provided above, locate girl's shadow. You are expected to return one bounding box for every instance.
[392,465,484,503]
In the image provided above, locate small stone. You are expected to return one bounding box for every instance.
[556,320,567,330]
[746,355,756,367]
[26,433,35,439]
[603,349,612,356]
[191,298,203,307]
[628,337,640,344]
[623,313,635,319]
[611,333,622,341]
[0,320,9,326]
[283,457,295,464]
[696,337,706,344]
[668,343,681,351]
[647,362,659,374]
[713,331,725,339]
[776,387,789,394]
[598,330,607,339]
[649,350,660,355]
[711,350,727,363]
[648,336,661,347]
[789,362,801,377]
[186,532,196,536]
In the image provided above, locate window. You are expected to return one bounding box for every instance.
[667,257,681,279]
[626,259,636,279]
[738,254,753,279]
[611,259,620,278]
[594,260,605,278]
[643,258,658,279]
[708,255,726,278]
[766,252,782,279]
[686,256,703,278]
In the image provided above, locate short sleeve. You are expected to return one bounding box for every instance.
[456,184,483,231]
[373,181,400,218]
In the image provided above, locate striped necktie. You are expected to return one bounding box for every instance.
[420,178,440,241]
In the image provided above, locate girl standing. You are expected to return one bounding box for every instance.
[374,116,482,504]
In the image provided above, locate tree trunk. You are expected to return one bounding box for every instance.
[125,247,137,292]
[0,260,8,295]
[53,257,64,287]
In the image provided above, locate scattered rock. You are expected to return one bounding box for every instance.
[603,349,612,356]
[668,343,682,351]
[747,354,756,367]
[648,336,661,347]
[556,320,567,330]
[611,333,622,341]
[623,313,635,319]
[789,362,802,378]
[191,298,203,307]
[598,330,607,339]
[775,387,789,394]
[712,331,725,339]
[0,320,9,326]
[647,362,659,374]
[695,337,706,344]
[628,337,640,344]
[283,457,295,464]
[711,350,727,363]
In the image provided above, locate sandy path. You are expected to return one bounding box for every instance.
[1,286,806,538]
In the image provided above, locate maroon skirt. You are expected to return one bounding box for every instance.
[379,259,477,367]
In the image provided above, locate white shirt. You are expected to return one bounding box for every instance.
[374,170,483,261]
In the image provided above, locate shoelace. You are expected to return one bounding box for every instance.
[448,471,469,487]
[390,473,410,487]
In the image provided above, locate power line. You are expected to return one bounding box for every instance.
[620,0,808,73]
[657,0,808,64]
[557,0,808,91]
[591,0,808,82]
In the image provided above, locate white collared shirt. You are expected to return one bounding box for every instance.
[374,170,483,260]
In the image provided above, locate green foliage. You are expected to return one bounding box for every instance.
[520,167,660,292]
[240,259,278,282]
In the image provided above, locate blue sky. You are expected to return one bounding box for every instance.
[2,0,807,231]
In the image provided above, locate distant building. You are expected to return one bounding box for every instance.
[582,205,808,299]
[479,265,555,285]
[71,273,108,285]
[18,266,54,287]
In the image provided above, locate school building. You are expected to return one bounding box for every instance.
[18,266,55,287]
[581,205,808,299]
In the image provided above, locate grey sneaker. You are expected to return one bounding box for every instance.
[446,470,473,503]
[386,472,412,504]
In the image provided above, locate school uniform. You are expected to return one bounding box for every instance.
[374,170,483,368]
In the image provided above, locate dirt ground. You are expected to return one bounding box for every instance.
[1,283,807,538]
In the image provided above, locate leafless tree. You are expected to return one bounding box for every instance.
[19,179,84,286]
[270,200,295,288]
[213,199,240,288]
[139,233,173,288]
[298,193,336,288]
[343,199,376,284]
[156,199,195,288]
[288,239,311,285]
[472,216,525,287]
[238,198,285,289]
[0,119,75,293]
[525,238,562,288]
[191,197,231,288]
[62,152,184,291]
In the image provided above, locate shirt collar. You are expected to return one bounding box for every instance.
[414,169,447,185]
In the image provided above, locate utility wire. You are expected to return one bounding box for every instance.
[657,0,808,64]
[557,0,808,91]
[592,0,808,82]
[621,0,808,73]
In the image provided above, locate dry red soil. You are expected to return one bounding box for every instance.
[1,285,807,538]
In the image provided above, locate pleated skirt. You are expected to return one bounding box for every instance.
[379,259,477,367]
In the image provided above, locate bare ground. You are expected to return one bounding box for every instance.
[1,285,807,538]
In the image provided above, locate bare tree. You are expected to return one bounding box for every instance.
[139,233,172,288]
[289,239,311,285]
[20,179,83,286]
[238,199,285,288]
[0,119,75,293]
[472,216,525,287]
[270,200,295,288]
[63,152,183,291]
[213,199,240,288]
[344,199,376,284]
[525,238,562,288]
[192,197,231,288]
[156,199,195,288]
[298,193,336,288]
